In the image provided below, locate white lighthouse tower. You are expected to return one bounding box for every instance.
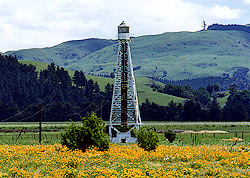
[109,21,142,143]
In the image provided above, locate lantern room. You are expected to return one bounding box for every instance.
[118,21,130,40]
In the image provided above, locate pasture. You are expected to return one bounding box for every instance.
[0,121,249,145]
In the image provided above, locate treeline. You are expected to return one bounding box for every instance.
[0,54,113,122]
[141,86,250,121]
[1,54,250,122]
[153,76,224,90]
[156,83,221,106]
[207,24,250,33]
[151,67,250,91]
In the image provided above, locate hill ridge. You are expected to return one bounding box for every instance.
[5,30,250,81]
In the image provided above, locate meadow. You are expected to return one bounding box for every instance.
[0,144,249,177]
[0,122,249,177]
[0,121,249,145]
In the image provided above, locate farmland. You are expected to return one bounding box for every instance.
[0,122,250,145]
[0,122,250,177]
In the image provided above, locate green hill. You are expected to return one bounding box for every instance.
[19,60,185,106]
[9,38,115,67]
[8,30,250,80]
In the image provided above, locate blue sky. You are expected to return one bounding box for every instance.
[1,0,250,52]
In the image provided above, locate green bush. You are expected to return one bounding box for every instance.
[131,128,138,138]
[164,130,176,143]
[136,127,159,151]
[61,112,109,152]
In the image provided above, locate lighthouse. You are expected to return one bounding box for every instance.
[109,21,142,143]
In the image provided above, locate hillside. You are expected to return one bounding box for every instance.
[19,60,185,106]
[7,30,250,80]
[8,38,115,67]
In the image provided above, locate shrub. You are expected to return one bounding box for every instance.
[131,128,138,138]
[164,130,176,143]
[61,112,109,152]
[136,127,159,151]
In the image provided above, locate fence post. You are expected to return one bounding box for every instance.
[39,104,42,145]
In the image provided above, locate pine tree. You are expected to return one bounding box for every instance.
[208,98,222,121]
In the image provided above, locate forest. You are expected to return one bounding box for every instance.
[1,54,250,122]
[207,23,250,33]
[142,83,250,121]
[0,54,112,122]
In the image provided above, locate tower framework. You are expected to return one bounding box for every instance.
[109,21,142,143]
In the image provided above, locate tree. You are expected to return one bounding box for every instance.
[73,70,87,89]
[136,127,159,151]
[228,84,238,95]
[194,87,210,106]
[85,79,95,98]
[0,56,110,122]
[223,90,250,121]
[109,72,115,78]
[104,83,113,100]
[61,112,109,152]
[183,100,202,121]
[168,101,182,121]
[208,98,222,121]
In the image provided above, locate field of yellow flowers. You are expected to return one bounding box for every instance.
[0,144,249,177]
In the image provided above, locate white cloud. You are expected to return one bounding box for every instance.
[210,5,242,19]
[243,0,250,4]
[0,0,245,52]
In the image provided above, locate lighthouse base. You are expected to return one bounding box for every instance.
[110,132,137,143]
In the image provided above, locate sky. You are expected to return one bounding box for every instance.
[1,0,250,52]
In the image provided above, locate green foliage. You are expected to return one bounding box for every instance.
[208,98,222,121]
[61,112,109,152]
[183,100,203,121]
[164,130,176,143]
[136,127,159,151]
[130,128,138,138]
[18,60,186,106]
[161,83,194,99]
[223,90,250,121]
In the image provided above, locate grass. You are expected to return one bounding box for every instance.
[19,60,49,70]
[217,91,230,107]
[0,132,61,145]
[61,30,250,80]
[1,131,248,146]
[143,121,250,131]
[159,132,250,146]
[1,121,249,146]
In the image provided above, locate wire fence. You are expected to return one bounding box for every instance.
[0,132,62,145]
[1,100,108,122]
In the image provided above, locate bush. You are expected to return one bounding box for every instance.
[61,112,109,152]
[164,130,176,143]
[136,127,159,151]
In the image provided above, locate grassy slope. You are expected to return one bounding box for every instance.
[7,38,115,67]
[8,30,250,81]
[19,60,185,106]
[19,60,49,70]
[68,30,250,80]
[217,91,230,108]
